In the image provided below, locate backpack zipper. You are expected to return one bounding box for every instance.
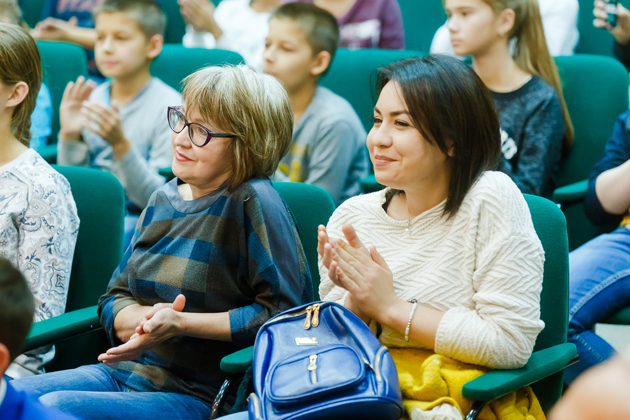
[374,346,387,382]
[308,354,318,383]
[304,306,313,329]
[250,393,261,418]
[311,304,321,327]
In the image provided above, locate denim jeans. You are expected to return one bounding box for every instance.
[565,226,630,384]
[10,364,211,420]
[221,412,248,419]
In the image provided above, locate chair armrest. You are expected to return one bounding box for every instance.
[24,305,102,352]
[158,167,175,182]
[462,343,577,402]
[220,346,254,375]
[602,307,630,325]
[552,180,588,204]
[360,175,383,194]
[38,144,58,164]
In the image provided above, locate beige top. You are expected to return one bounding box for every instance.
[319,171,545,369]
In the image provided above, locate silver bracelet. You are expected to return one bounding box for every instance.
[405,299,418,342]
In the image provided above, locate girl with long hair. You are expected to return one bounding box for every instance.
[0,23,79,379]
[445,0,574,197]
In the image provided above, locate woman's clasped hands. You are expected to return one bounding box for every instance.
[98,294,187,364]
[318,224,400,324]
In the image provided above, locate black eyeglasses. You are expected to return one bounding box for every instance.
[167,106,234,147]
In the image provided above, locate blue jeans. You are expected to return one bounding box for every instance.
[221,412,248,419]
[10,364,211,420]
[565,227,630,384]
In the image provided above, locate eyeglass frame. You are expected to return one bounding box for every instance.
[167,106,234,147]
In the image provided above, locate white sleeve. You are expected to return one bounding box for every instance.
[430,23,456,55]
[19,171,79,322]
[540,0,579,56]
[183,24,218,49]
[434,177,545,369]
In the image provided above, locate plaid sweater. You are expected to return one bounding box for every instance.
[98,177,312,405]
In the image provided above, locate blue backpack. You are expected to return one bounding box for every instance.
[248,301,403,420]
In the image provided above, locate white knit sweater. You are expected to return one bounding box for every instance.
[319,171,545,370]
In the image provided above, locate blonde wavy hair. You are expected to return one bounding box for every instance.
[181,65,293,190]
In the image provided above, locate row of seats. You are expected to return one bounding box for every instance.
[22,164,573,417]
[19,0,622,57]
[35,40,630,252]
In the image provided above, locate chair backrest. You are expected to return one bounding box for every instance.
[555,54,629,187]
[18,0,46,27]
[52,166,125,312]
[320,48,424,133]
[272,182,336,296]
[523,194,569,410]
[150,45,245,91]
[160,0,187,44]
[398,0,447,52]
[37,41,89,146]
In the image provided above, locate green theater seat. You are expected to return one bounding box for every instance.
[150,44,244,91]
[553,55,629,251]
[25,166,125,371]
[36,41,89,163]
[398,0,447,52]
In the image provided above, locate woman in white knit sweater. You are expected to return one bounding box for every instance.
[318,55,545,375]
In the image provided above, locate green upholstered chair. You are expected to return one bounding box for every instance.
[212,183,336,418]
[160,0,187,44]
[552,55,629,251]
[18,0,46,27]
[320,48,424,133]
[36,41,89,164]
[24,166,125,371]
[461,194,576,419]
[218,194,576,420]
[398,0,447,52]
[22,180,334,415]
[150,44,244,91]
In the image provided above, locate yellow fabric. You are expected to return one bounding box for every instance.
[389,348,546,420]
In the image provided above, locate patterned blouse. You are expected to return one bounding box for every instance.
[0,149,80,377]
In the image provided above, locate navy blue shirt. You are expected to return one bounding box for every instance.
[584,110,630,225]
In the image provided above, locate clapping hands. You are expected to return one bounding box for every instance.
[98,295,186,364]
[317,224,398,323]
[60,76,128,150]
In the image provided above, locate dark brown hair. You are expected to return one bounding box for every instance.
[379,55,502,218]
[0,23,42,146]
[0,257,35,362]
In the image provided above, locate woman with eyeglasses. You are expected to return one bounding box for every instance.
[11,65,313,420]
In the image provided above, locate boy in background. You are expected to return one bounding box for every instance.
[264,2,367,206]
[57,0,181,245]
[0,257,79,420]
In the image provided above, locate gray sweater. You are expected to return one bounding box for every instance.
[274,86,368,206]
[57,78,182,209]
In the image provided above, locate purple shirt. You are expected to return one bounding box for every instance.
[287,0,405,50]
